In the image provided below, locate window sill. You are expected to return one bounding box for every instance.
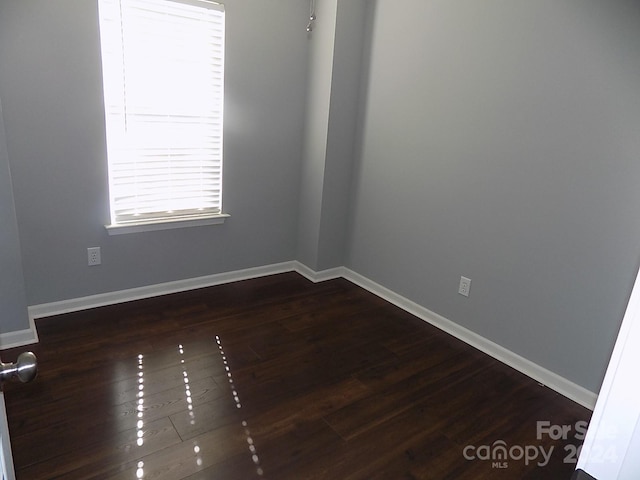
[105,214,229,235]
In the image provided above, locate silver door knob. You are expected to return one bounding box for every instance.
[0,351,37,384]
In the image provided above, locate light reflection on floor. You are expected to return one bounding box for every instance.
[136,354,145,478]
[131,340,263,478]
[178,344,203,468]
[215,335,264,477]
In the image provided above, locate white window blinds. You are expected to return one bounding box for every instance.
[98,0,225,225]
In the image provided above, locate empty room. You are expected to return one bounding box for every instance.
[1,0,640,479]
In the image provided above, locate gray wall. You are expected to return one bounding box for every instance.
[2,0,639,394]
[0,0,309,305]
[346,0,640,392]
[297,0,367,271]
[297,0,338,270]
[0,99,30,336]
[317,0,367,270]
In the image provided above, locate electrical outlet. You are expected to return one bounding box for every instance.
[458,276,471,297]
[88,247,101,266]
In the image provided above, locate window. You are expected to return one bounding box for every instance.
[98,0,226,233]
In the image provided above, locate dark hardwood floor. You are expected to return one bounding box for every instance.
[3,272,591,479]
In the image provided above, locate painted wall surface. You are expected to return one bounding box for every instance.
[0,100,29,336]
[0,0,309,305]
[346,0,640,392]
[297,0,338,270]
[317,0,368,270]
[1,0,640,398]
[297,0,368,271]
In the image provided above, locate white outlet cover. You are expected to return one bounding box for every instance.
[88,247,101,266]
[458,276,471,297]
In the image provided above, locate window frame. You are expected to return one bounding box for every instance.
[97,0,228,234]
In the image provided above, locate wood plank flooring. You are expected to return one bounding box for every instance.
[2,273,591,479]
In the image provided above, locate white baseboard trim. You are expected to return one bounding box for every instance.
[293,262,344,283]
[27,261,343,322]
[28,261,298,320]
[0,314,39,350]
[342,268,598,410]
[23,260,597,409]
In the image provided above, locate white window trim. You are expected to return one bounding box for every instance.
[105,213,229,235]
[98,0,226,233]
